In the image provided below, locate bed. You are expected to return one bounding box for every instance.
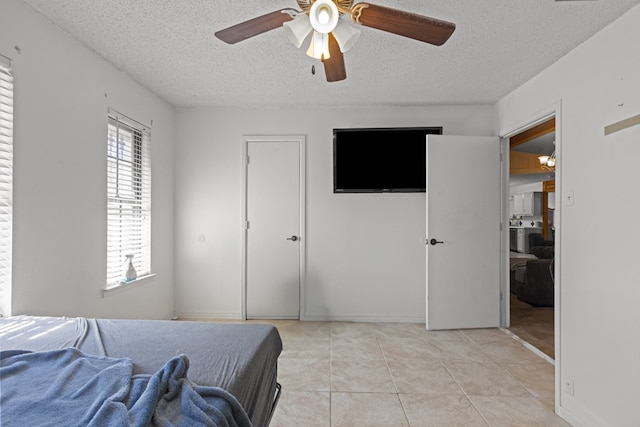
[0,315,283,427]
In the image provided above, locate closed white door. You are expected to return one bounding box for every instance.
[245,138,303,319]
[426,135,501,330]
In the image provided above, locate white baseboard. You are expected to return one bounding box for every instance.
[175,312,425,324]
[301,312,425,323]
[558,406,591,427]
[557,397,614,427]
[174,311,243,321]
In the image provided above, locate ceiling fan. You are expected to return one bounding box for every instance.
[215,0,456,82]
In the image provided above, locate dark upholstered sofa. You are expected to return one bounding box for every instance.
[512,244,555,307]
[529,232,553,250]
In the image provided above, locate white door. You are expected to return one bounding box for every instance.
[426,135,501,330]
[245,137,303,319]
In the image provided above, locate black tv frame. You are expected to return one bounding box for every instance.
[332,126,443,193]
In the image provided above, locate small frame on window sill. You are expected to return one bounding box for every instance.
[102,273,157,297]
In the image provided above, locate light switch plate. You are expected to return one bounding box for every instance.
[565,191,574,206]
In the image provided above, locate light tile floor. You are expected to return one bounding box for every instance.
[263,321,569,427]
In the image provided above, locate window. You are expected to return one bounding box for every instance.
[0,55,13,315]
[106,111,151,287]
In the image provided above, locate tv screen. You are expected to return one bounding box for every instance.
[333,127,442,193]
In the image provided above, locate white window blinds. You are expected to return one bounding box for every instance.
[106,112,151,286]
[0,56,13,315]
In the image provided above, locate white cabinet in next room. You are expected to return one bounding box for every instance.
[512,192,542,216]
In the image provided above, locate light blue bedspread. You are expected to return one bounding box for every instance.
[0,348,253,427]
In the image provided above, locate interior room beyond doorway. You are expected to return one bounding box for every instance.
[508,117,556,359]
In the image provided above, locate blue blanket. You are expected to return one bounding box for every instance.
[0,348,253,427]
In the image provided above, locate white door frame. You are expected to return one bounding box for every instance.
[241,135,306,320]
[498,100,562,414]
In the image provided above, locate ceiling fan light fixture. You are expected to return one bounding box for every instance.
[283,14,313,48]
[331,16,361,52]
[538,150,556,170]
[215,1,457,82]
[309,0,339,34]
[306,31,330,60]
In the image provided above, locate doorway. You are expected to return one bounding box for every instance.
[506,117,556,360]
[242,135,306,319]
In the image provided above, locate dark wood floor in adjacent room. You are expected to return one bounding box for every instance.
[509,294,555,360]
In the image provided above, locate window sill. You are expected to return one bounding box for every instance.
[102,273,157,297]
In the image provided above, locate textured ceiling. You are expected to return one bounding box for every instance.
[18,0,640,108]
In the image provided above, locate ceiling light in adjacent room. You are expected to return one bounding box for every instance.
[538,151,556,171]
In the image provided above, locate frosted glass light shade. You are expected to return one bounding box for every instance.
[309,0,339,34]
[283,14,313,48]
[332,17,361,52]
[306,31,330,60]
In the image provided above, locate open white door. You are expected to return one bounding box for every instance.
[426,135,501,330]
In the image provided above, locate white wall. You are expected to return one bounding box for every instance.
[0,0,175,319]
[495,5,640,426]
[175,105,493,321]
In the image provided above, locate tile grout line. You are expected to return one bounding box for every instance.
[463,329,539,400]
[500,327,555,365]
[329,324,333,427]
[433,335,492,426]
[434,329,537,426]
[375,333,412,427]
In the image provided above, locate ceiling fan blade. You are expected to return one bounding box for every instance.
[215,10,294,44]
[352,3,455,46]
[323,33,347,82]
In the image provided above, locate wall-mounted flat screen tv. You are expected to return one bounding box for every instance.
[333,127,442,193]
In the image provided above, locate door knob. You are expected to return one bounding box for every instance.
[286,235,298,241]
[429,238,444,245]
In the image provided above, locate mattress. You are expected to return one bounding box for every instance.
[0,316,282,427]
